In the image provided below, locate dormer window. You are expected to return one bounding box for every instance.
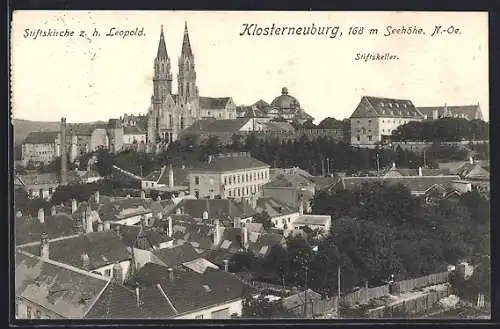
[380,102,385,107]
[389,103,393,108]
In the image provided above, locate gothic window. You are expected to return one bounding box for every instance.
[169,115,172,128]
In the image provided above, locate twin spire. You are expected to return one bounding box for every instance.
[156,22,193,60]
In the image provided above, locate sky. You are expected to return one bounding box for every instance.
[11,11,488,123]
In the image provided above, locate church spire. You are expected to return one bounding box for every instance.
[181,22,193,58]
[157,25,168,59]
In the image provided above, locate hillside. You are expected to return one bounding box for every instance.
[12,119,107,146]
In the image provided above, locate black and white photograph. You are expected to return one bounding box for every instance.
[11,10,490,320]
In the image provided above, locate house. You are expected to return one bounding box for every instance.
[287,215,332,235]
[168,198,257,223]
[123,126,147,145]
[261,174,316,213]
[350,96,425,148]
[128,262,247,319]
[68,124,109,156]
[15,173,61,200]
[383,166,452,177]
[269,167,313,181]
[187,152,270,200]
[282,289,323,317]
[141,165,190,194]
[20,230,133,282]
[199,96,237,120]
[255,196,300,230]
[179,118,257,144]
[131,243,204,271]
[21,130,78,166]
[97,195,155,226]
[417,103,484,121]
[15,251,112,319]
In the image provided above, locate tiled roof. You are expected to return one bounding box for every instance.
[256,197,297,217]
[183,118,249,135]
[455,163,490,180]
[218,227,244,253]
[263,174,314,189]
[181,118,217,134]
[123,126,146,135]
[152,244,201,268]
[337,176,460,194]
[117,224,172,250]
[191,152,269,172]
[201,249,234,267]
[170,199,257,220]
[16,251,109,319]
[98,197,153,221]
[236,105,267,118]
[16,173,59,186]
[15,213,76,246]
[245,222,264,234]
[417,105,483,121]
[182,258,219,274]
[23,131,59,144]
[293,215,331,226]
[22,231,132,270]
[199,97,232,109]
[350,96,424,119]
[85,283,149,319]
[262,121,295,132]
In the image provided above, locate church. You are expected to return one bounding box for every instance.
[146,23,237,153]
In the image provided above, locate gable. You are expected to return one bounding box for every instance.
[350,97,376,118]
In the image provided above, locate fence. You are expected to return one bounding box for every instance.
[343,285,389,306]
[397,271,450,293]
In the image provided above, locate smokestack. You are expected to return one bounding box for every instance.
[94,190,100,204]
[71,199,78,214]
[169,165,174,188]
[224,259,229,272]
[168,216,173,237]
[214,219,221,245]
[202,210,209,221]
[38,208,45,224]
[60,117,68,185]
[469,157,474,165]
[299,201,304,215]
[141,190,146,199]
[234,217,241,229]
[168,268,174,282]
[392,162,396,169]
[85,208,93,233]
[242,223,248,249]
[40,232,49,260]
[432,108,438,120]
[208,155,213,164]
[97,222,104,232]
[81,253,90,269]
[51,205,57,216]
[104,220,111,231]
[418,167,423,177]
[135,287,141,307]
[112,262,123,283]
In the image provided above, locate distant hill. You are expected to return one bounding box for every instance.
[12,119,107,146]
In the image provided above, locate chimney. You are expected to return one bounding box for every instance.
[94,190,100,204]
[135,287,141,307]
[392,162,396,169]
[112,262,123,284]
[418,167,423,177]
[97,222,104,232]
[51,205,57,216]
[299,202,304,215]
[208,155,213,164]
[114,225,122,238]
[469,157,474,165]
[432,108,439,120]
[157,195,162,201]
[40,232,49,260]
[167,268,174,282]
[71,199,78,214]
[141,190,146,199]
[224,259,229,272]
[157,211,163,220]
[234,217,241,229]
[38,208,45,224]
[104,220,111,231]
[242,223,248,249]
[176,207,182,215]
[168,165,174,188]
[202,210,209,221]
[60,117,68,185]
[81,253,90,269]
[214,219,221,245]
[168,216,173,237]
[140,215,146,227]
[85,209,94,233]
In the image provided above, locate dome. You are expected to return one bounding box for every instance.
[270,87,301,110]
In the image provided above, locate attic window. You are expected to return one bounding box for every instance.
[380,102,384,107]
[389,103,393,108]
[202,285,212,292]
[403,104,407,108]
[395,104,399,108]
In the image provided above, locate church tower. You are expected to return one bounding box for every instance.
[177,22,198,104]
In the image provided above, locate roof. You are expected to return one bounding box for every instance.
[191,152,269,172]
[182,258,219,274]
[262,121,295,132]
[123,126,146,135]
[16,251,109,319]
[98,197,153,222]
[455,163,490,180]
[170,198,257,220]
[270,87,301,109]
[199,97,232,109]
[248,232,284,257]
[16,173,59,186]
[22,231,132,270]
[256,197,297,217]
[417,105,483,121]
[309,176,339,191]
[156,166,189,186]
[118,224,173,250]
[180,118,217,134]
[282,289,322,310]
[201,249,234,267]
[270,167,314,180]
[143,170,162,182]
[236,105,267,118]
[263,174,315,189]
[15,213,76,246]
[156,26,168,59]
[293,215,331,226]
[152,244,202,268]
[350,96,424,119]
[383,167,452,177]
[23,131,59,144]
[181,22,193,58]
[337,176,460,194]
[183,118,249,135]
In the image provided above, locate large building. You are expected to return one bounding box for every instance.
[350,96,425,148]
[417,104,484,121]
[146,23,237,153]
[187,152,270,200]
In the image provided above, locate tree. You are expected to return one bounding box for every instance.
[241,295,295,318]
[229,250,258,273]
[253,211,274,230]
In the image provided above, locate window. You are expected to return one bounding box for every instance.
[357,120,360,124]
[242,175,245,183]
[237,189,241,197]
[356,136,360,141]
[228,190,232,197]
[35,310,41,319]
[195,190,200,198]
[195,315,204,319]
[362,128,366,134]
[27,306,32,319]
[105,269,111,276]
[246,173,249,181]
[368,119,372,125]
[195,176,200,185]
[246,187,249,195]
[237,176,240,184]
[368,136,372,141]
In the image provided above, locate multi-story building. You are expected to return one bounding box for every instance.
[146,23,237,152]
[187,152,270,200]
[123,126,147,145]
[417,103,484,121]
[68,125,109,156]
[21,130,78,166]
[350,96,425,148]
